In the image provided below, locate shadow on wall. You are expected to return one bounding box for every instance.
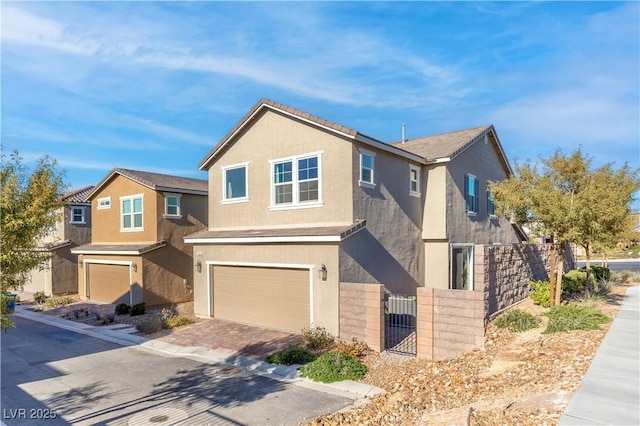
[340,229,418,294]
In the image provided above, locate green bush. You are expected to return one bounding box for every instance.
[494,309,541,332]
[115,303,130,315]
[562,270,588,294]
[33,291,47,305]
[543,302,610,334]
[129,303,146,316]
[580,265,611,281]
[162,315,194,329]
[265,345,317,366]
[301,325,335,351]
[529,280,550,307]
[135,316,162,334]
[44,295,77,309]
[299,352,367,383]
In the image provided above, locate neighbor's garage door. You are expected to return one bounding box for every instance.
[88,263,130,305]
[211,265,309,333]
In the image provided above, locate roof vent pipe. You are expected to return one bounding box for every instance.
[402,123,406,144]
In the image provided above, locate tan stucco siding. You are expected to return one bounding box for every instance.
[206,110,354,229]
[422,165,447,240]
[24,259,52,295]
[191,243,340,335]
[90,176,159,243]
[423,241,450,289]
[344,143,423,294]
[446,134,521,244]
[143,246,194,306]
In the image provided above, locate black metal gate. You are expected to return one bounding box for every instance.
[385,293,417,356]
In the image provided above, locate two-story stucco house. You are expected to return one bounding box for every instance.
[185,99,523,336]
[23,186,94,297]
[72,169,207,306]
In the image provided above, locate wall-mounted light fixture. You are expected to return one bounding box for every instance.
[196,260,202,273]
[131,262,137,273]
[319,264,327,281]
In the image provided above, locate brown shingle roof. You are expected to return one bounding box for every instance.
[391,125,492,160]
[62,186,94,203]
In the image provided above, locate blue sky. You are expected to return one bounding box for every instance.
[2,1,639,206]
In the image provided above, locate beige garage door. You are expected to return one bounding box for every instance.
[211,265,309,333]
[88,263,130,305]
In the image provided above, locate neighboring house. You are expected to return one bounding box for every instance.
[71,169,207,306]
[23,186,94,296]
[185,99,524,335]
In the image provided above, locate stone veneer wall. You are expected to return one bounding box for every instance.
[339,282,385,352]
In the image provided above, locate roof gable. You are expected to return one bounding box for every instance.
[88,168,208,200]
[62,185,95,203]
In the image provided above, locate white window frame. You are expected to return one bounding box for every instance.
[450,244,474,291]
[465,174,479,216]
[359,149,376,189]
[409,164,421,197]
[97,197,111,210]
[163,193,182,219]
[221,162,249,204]
[120,194,144,232]
[269,151,323,211]
[70,206,86,224]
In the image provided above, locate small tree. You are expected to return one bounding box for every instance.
[1,151,66,330]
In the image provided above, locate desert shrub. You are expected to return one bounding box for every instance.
[494,309,541,332]
[301,325,335,351]
[135,316,162,334]
[580,265,611,281]
[33,291,47,305]
[100,314,115,325]
[115,303,130,315]
[129,303,146,316]
[612,270,632,284]
[299,352,367,383]
[265,345,317,366]
[163,315,194,329]
[562,270,587,294]
[334,338,371,360]
[44,295,77,309]
[543,302,610,334]
[529,280,550,307]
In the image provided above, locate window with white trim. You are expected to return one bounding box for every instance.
[70,206,86,224]
[222,163,249,203]
[97,197,111,210]
[164,193,182,218]
[465,174,479,215]
[409,165,420,197]
[270,152,322,209]
[450,244,473,290]
[121,194,143,231]
[359,150,375,188]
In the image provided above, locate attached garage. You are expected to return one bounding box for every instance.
[210,264,310,333]
[87,263,131,305]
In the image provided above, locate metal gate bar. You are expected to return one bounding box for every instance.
[385,293,417,356]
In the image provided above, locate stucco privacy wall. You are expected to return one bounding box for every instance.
[338,282,385,352]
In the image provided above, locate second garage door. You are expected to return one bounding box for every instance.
[211,265,310,333]
[88,263,131,305]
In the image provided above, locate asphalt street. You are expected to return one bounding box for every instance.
[1,316,352,426]
[576,259,640,273]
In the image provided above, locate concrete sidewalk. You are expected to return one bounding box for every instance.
[560,286,640,425]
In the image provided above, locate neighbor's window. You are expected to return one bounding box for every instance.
[270,152,322,209]
[409,165,420,197]
[451,244,473,290]
[164,193,182,218]
[121,194,143,231]
[222,163,249,203]
[359,150,375,188]
[465,174,479,215]
[97,197,111,210]
[487,187,496,217]
[70,206,86,224]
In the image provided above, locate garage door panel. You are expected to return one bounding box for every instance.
[88,263,130,305]
[212,265,309,333]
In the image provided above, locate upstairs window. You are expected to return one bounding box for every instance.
[409,165,420,197]
[121,194,143,231]
[70,206,86,224]
[270,152,322,210]
[222,163,249,204]
[465,174,479,215]
[359,150,375,188]
[487,187,496,217]
[97,197,111,210]
[164,193,182,218]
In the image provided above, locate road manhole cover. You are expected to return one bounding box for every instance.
[128,408,188,425]
[204,365,242,377]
